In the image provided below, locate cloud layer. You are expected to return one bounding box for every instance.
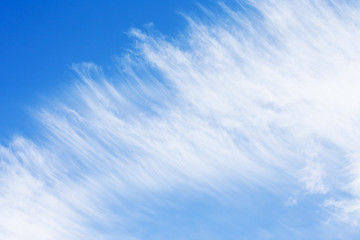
[1,1,360,239]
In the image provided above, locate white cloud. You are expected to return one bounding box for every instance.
[1,0,360,238]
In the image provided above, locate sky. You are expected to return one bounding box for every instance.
[1,0,360,239]
[0,0,205,142]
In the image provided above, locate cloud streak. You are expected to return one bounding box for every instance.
[1,0,360,239]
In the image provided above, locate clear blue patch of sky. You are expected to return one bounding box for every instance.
[0,0,215,144]
[118,188,331,240]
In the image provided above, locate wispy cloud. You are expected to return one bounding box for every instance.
[1,0,360,239]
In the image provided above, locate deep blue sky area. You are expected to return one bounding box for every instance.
[0,0,211,143]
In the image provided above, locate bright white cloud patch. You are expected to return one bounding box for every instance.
[1,0,360,239]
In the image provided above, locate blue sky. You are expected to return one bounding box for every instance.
[2,1,360,239]
[0,0,207,142]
